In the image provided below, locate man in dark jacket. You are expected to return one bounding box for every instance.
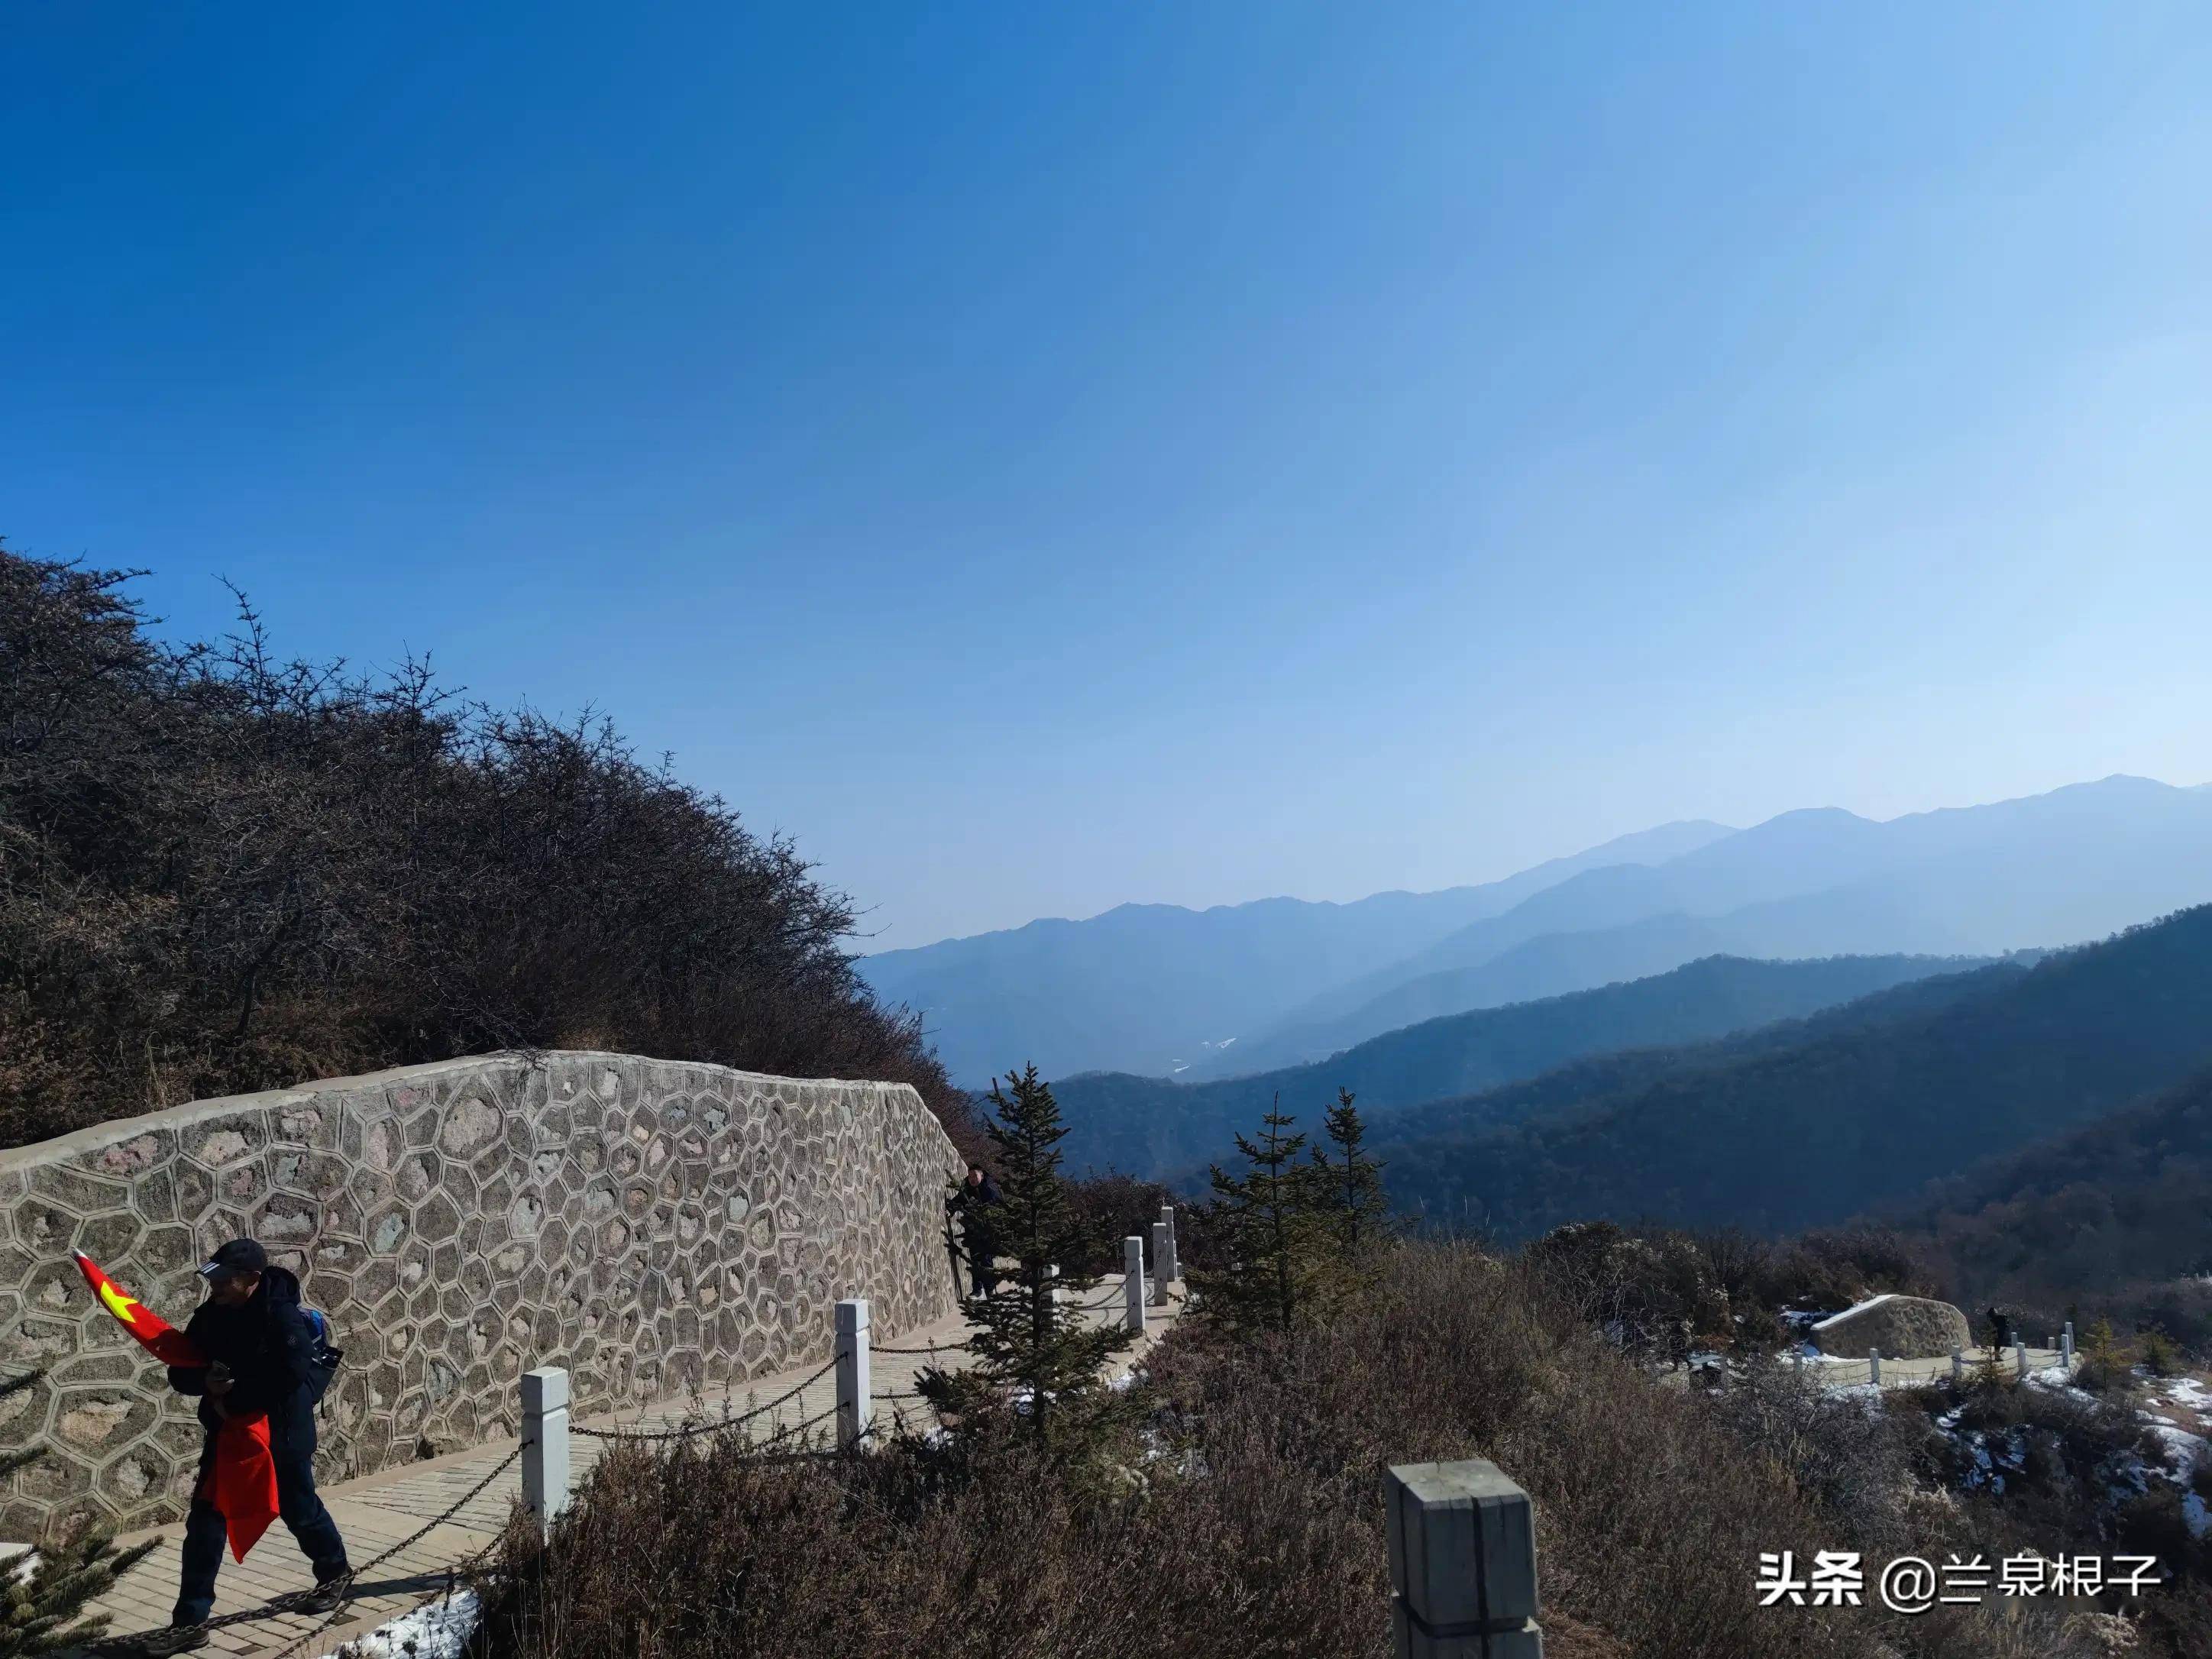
[950,1163,1003,1300]
[150,1239,350,1652]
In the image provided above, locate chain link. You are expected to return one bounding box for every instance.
[570,1352,842,1444]
[870,1338,972,1356]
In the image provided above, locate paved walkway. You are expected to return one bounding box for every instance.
[73,1275,1182,1657]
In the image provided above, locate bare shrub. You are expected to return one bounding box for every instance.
[0,546,978,1156]
[473,1241,2119,1659]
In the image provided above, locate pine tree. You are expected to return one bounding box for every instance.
[1308,1087,1390,1260]
[923,1067,1132,1456]
[1197,1095,1328,1334]
[0,1370,157,1657]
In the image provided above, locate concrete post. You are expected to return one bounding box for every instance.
[2062,1322,2074,1367]
[1868,1349,1881,1387]
[1158,1204,1181,1285]
[836,1298,872,1451]
[520,1366,571,1537]
[2014,1340,2027,1380]
[1951,1347,1963,1383]
[1385,1460,1541,1657]
[1149,1222,1170,1307]
[1122,1235,1146,1334]
[1792,1347,1803,1378]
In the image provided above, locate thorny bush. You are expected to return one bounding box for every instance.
[0,547,975,1155]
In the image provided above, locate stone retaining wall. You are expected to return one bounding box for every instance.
[0,1053,964,1538]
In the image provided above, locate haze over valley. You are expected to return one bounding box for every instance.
[862,774,2212,1089]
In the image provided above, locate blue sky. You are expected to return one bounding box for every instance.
[7,4,2210,948]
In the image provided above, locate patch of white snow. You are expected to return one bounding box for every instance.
[332,1589,481,1659]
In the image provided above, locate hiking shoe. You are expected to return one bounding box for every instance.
[130,1628,209,1656]
[296,1576,352,1614]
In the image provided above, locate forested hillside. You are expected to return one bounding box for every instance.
[1051,952,1987,1179]
[0,548,972,1152]
[1373,904,2212,1239]
[1900,1062,2212,1336]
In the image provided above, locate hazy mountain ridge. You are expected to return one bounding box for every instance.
[1050,952,1991,1180]
[1371,902,2212,1240]
[862,776,2212,1090]
[856,820,1735,1082]
[1195,775,2212,1076]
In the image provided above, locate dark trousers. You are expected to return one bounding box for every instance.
[963,1234,1000,1299]
[173,1418,349,1625]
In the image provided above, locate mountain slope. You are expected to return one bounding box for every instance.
[1051,952,1989,1179]
[855,820,1735,1083]
[1204,776,2212,1077]
[1898,1063,2212,1314]
[1371,903,2212,1240]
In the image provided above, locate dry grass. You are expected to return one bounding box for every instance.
[467,1241,2153,1659]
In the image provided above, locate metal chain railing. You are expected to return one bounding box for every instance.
[569,1353,842,1444]
[278,1441,529,1657]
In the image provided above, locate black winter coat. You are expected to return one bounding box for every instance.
[167,1266,322,1461]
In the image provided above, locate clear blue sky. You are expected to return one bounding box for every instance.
[7,4,2210,948]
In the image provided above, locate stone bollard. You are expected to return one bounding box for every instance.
[1149,1222,1170,1307]
[1385,1460,1542,1657]
[836,1298,872,1451]
[1869,1349,1881,1387]
[1159,1204,1181,1285]
[520,1366,571,1538]
[1123,1235,1146,1335]
[2014,1340,2027,1380]
[1951,1347,1964,1383]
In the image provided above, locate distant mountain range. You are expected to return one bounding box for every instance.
[1371,901,2212,1241]
[1051,952,1992,1181]
[859,775,2212,1088]
[855,819,1732,1084]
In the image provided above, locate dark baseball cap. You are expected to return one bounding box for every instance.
[197,1239,269,1279]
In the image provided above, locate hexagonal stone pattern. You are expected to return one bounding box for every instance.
[0,1053,963,1538]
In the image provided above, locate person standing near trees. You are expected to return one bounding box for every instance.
[147,1240,351,1655]
[951,1162,1004,1300]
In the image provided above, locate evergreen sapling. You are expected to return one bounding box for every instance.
[922,1067,1132,1455]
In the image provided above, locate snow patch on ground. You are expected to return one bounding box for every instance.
[2152,1375,2210,1413]
[331,1589,480,1659]
[1919,1366,2212,1538]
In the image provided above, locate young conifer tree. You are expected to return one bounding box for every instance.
[1308,1087,1390,1259]
[1197,1095,1327,1334]
[924,1066,1131,1454]
[0,1370,157,1656]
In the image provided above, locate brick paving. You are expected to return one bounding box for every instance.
[70,1276,1182,1657]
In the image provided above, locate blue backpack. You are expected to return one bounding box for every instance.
[301,1307,344,1404]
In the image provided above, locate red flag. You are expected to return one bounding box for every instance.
[74,1252,280,1561]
